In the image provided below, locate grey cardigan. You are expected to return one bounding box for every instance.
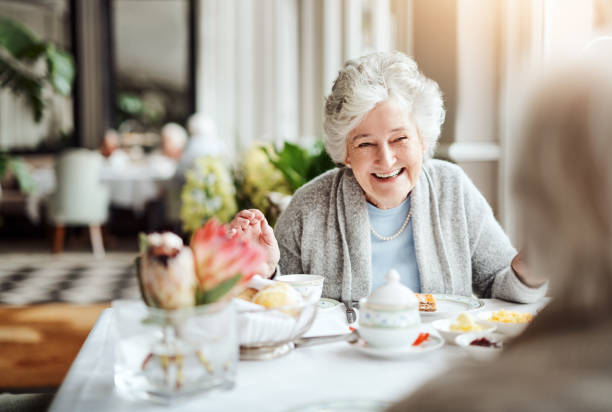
[275,159,547,304]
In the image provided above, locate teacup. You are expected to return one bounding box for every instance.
[358,297,421,348]
[277,274,325,302]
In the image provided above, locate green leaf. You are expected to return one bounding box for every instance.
[196,274,242,304]
[0,17,40,58]
[118,93,144,115]
[262,145,305,191]
[261,140,335,192]
[134,255,157,308]
[7,157,35,193]
[0,152,8,178]
[138,233,149,254]
[46,45,74,95]
[0,17,74,122]
[0,58,44,122]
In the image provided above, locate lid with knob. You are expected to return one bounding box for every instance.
[366,269,418,308]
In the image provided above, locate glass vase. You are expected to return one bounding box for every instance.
[112,299,237,403]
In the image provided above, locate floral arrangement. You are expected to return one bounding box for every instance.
[261,140,335,191]
[177,140,334,232]
[134,219,265,390]
[137,219,266,309]
[180,156,238,234]
[234,144,292,226]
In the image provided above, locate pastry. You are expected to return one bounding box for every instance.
[415,293,437,312]
[252,282,303,309]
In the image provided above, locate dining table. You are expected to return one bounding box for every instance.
[48,297,547,412]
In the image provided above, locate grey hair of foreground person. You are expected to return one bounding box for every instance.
[323,51,446,164]
[513,63,612,314]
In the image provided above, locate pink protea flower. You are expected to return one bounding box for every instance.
[191,218,266,304]
[139,232,197,309]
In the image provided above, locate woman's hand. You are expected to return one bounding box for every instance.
[228,209,280,278]
[511,250,547,288]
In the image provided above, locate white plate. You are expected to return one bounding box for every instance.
[318,298,342,310]
[351,333,443,359]
[419,294,484,317]
[287,399,390,412]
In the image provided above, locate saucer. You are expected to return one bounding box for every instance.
[318,298,342,310]
[288,399,390,412]
[351,333,443,359]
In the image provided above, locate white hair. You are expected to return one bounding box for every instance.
[323,51,445,164]
[161,122,188,149]
[514,62,612,312]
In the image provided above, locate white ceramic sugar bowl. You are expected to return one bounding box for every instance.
[358,269,421,347]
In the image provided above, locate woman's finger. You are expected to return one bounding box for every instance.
[236,209,255,221]
[259,219,276,246]
[247,209,265,222]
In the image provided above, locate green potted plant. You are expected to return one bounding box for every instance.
[0,16,75,193]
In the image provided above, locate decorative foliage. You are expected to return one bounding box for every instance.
[180,156,238,234]
[262,140,336,192]
[235,144,292,225]
[0,153,35,193]
[0,16,74,123]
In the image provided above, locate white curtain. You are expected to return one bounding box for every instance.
[194,0,400,163]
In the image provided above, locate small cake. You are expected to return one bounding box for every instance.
[252,282,303,309]
[415,293,437,312]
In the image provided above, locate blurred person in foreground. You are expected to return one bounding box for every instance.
[229,51,546,306]
[388,63,612,411]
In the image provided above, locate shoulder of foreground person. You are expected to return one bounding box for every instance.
[386,354,612,412]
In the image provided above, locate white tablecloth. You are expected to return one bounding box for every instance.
[100,152,176,213]
[49,299,546,412]
[25,154,176,221]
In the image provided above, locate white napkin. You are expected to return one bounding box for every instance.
[306,304,360,337]
[247,274,276,290]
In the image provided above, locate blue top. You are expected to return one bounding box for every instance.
[367,195,421,292]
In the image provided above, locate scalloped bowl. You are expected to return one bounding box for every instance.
[431,318,496,344]
[455,332,504,361]
[477,310,534,337]
[237,299,318,360]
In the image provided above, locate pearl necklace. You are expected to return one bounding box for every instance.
[369,206,413,241]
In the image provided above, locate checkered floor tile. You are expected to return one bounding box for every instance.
[0,252,141,305]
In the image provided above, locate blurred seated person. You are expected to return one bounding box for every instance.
[160,122,188,160]
[163,114,225,229]
[387,62,612,412]
[100,129,121,158]
[175,113,226,181]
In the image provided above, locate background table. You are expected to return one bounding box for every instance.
[49,298,546,412]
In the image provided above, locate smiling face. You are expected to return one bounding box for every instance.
[345,98,426,209]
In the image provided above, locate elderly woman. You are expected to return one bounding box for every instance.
[388,61,612,412]
[230,51,546,306]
